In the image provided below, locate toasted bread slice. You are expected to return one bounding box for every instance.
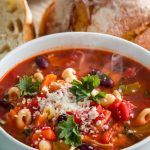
[39,0,150,49]
[0,0,35,58]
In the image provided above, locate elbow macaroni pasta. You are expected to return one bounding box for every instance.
[62,68,77,82]
[8,87,20,101]
[16,109,31,129]
[113,90,122,101]
[43,106,54,120]
[100,94,116,107]
[136,108,150,126]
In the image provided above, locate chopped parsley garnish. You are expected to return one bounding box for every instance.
[81,75,100,92]
[93,91,106,103]
[58,116,82,147]
[23,128,32,137]
[17,75,41,96]
[70,75,106,103]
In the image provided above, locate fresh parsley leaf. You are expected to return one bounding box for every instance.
[81,75,100,92]
[58,116,82,147]
[17,76,41,96]
[93,91,106,103]
[70,80,90,101]
[23,128,32,137]
[70,75,102,102]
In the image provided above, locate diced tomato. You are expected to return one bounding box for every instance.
[90,101,98,107]
[23,99,39,113]
[40,91,47,98]
[108,100,131,121]
[66,111,82,124]
[96,105,103,114]
[93,109,111,125]
[41,128,56,141]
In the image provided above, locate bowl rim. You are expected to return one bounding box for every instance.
[0,32,150,150]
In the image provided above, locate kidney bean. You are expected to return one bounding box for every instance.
[35,56,49,69]
[76,143,103,150]
[0,99,13,109]
[90,69,114,88]
[57,114,67,123]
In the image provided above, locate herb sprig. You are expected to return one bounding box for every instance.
[58,116,82,147]
[17,75,41,96]
[70,75,106,103]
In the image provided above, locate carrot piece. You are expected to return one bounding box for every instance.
[41,74,57,89]
[42,128,56,141]
[35,113,47,127]
[8,107,20,120]
[31,132,40,144]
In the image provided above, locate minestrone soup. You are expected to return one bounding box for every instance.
[0,49,150,150]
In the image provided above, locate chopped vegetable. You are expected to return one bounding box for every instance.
[81,135,113,149]
[119,82,141,94]
[58,116,82,147]
[41,128,56,140]
[17,76,41,96]
[81,75,100,92]
[109,101,131,121]
[93,92,106,103]
[70,80,89,101]
[23,128,32,137]
[70,75,106,103]
[100,129,113,144]
[41,74,57,89]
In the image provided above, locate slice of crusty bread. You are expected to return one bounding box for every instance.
[39,0,75,36]
[134,28,150,50]
[0,0,35,59]
[38,0,150,50]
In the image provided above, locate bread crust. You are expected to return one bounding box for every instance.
[134,28,150,50]
[39,0,150,49]
[22,0,35,41]
[39,0,75,36]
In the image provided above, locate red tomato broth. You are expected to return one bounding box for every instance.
[0,49,150,150]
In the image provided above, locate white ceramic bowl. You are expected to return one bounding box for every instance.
[0,32,150,150]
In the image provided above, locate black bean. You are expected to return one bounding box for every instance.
[90,69,114,88]
[57,114,67,123]
[35,56,49,69]
[76,143,103,150]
